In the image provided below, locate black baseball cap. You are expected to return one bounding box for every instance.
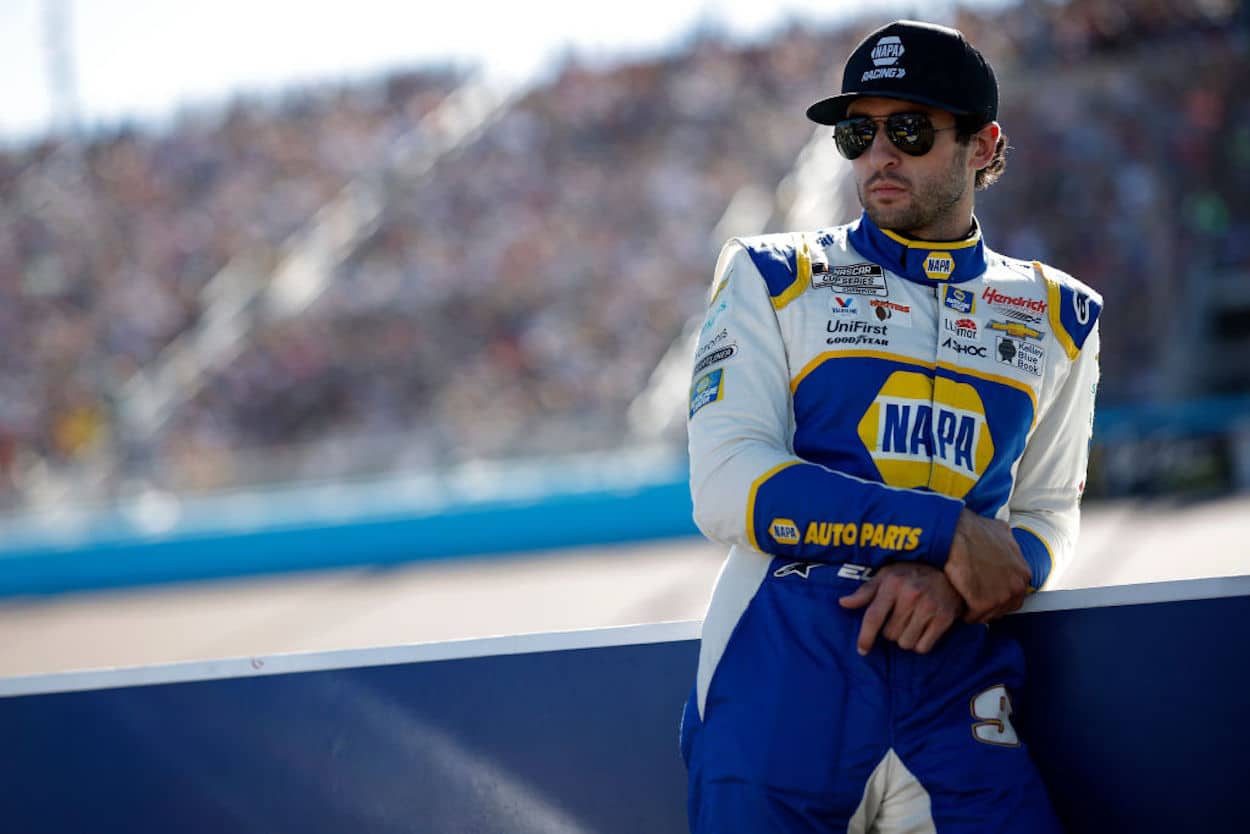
[806,20,998,126]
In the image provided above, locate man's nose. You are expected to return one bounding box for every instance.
[865,126,901,168]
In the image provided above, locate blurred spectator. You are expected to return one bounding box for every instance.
[0,0,1246,506]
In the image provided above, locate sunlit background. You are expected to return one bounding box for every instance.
[1,0,1247,675]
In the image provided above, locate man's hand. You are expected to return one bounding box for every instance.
[944,509,1031,624]
[838,562,966,656]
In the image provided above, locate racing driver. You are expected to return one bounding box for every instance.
[680,19,1101,834]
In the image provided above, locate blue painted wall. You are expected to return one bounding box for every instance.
[3,583,1247,833]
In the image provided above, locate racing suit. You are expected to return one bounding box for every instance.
[680,211,1101,833]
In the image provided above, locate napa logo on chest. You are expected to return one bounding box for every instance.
[856,371,995,499]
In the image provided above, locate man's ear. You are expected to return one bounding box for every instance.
[971,121,1001,169]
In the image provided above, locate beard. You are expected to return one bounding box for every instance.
[857,147,970,238]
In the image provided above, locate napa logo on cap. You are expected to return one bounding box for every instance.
[923,251,955,280]
[864,35,906,81]
[857,370,994,499]
[871,35,904,66]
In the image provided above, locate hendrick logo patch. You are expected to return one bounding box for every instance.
[812,262,888,296]
[982,287,1046,315]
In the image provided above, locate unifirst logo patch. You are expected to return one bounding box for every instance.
[923,252,955,280]
[857,370,994,499]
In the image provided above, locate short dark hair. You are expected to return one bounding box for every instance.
[955,115,1008,190]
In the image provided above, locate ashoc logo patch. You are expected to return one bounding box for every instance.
[856,370,995,499]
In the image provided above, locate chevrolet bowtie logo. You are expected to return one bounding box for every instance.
[773,561,824,579]
[989,321,1044,340]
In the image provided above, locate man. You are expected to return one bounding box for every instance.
[680,19,1101,834]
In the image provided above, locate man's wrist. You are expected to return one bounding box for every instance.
[1011,526,1053,590]
[919,497,965,571]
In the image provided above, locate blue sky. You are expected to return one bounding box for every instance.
[0,0,1003,143]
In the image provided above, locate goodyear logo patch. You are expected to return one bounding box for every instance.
[769,518,801,545]
[944,286,975,314]
[923,251,955,280]
[857,370,994,499]
[689,369,724,418]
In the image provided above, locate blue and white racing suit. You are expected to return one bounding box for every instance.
[681,212,1101,833]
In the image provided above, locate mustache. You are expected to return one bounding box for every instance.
[865,173,911,189]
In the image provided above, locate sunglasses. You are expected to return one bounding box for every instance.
[833,113,957,160]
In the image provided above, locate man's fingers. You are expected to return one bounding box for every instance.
[856,589,895,656]
[894,606,931,650]
[881,607,910,643]
[970,590,1026,624]
[913,615,952,654]
[963,602,994,624]
[838,580,878,609]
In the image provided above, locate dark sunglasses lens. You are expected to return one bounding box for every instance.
[834,118,874,160]
[885,114,936,156]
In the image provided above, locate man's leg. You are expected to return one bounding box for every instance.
[885,626,1063,834]
[683,562,894,833]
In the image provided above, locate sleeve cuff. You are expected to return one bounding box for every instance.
[1012,526,1054,591]
[918,496,963,570]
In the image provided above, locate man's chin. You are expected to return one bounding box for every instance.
[864,204,922,234]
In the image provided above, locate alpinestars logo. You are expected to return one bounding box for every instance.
[864,35,906,81]
[774,562,824,579]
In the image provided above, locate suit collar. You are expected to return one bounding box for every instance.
[846,211,988,286]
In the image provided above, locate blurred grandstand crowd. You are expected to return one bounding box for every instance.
[0,0,1246,508]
